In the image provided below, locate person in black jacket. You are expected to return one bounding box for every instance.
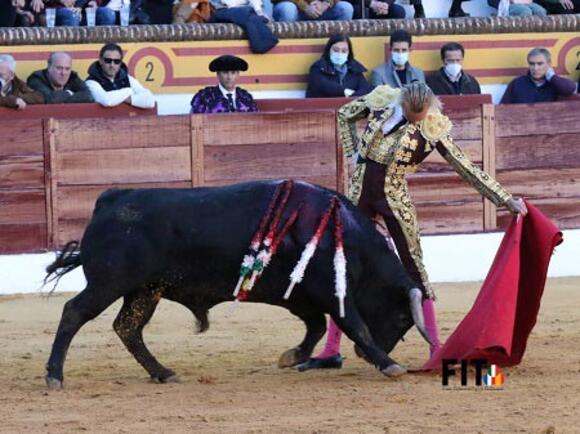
[426,42,481,96]
[306,34,373,99]
[27,52,94,104]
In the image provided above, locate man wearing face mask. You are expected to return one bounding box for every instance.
[426,42,481,96]
[0,54,44,110]
[306,34,373,99]
[371,30,425,89]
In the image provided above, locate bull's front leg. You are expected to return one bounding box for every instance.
[332,309,406,378]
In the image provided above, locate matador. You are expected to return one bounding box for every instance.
[298,82,527,371]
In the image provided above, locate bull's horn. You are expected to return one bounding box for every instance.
[409,287,433,346]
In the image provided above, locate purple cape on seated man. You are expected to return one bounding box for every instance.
[190,55,258,114]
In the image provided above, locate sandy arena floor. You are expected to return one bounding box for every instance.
[1,277,579,434]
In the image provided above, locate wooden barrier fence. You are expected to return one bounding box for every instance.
[1,98,579,253]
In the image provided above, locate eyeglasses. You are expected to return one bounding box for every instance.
[102,58,122,65]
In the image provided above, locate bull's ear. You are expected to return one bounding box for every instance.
[408,288,433,346]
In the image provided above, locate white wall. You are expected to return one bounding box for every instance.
[155,85,507,116]
[2,229,577,295]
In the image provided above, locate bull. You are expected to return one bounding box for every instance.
[45,180,431,390]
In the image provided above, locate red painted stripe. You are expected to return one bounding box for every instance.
[165,74,309,87]
[172,45,324,57]
[12,50,99,61]
[413,39,559,50]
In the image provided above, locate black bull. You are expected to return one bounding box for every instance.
[45,180,430,390]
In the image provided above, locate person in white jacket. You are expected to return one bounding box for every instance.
[85,43,155,109]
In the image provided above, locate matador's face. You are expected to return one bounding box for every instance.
[403,101,429,124]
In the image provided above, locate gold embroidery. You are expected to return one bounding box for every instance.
[347,162,366,206]
[366,85,401,111]
[383,174,434,299]
[419,111,452,142]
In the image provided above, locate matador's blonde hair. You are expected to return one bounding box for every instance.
[401,82,442,112]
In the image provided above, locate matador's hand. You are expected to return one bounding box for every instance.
[505,197,528,216]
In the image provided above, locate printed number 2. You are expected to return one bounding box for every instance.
[145,61,155,82]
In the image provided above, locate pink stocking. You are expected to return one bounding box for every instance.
[315,317,343,358]
[422,298,441,356]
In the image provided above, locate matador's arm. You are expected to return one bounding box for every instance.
[336,96,370,157]
[436,135,512,207]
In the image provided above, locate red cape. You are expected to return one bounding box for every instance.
[423,202,563,370]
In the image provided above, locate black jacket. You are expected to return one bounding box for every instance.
[426,68,481,96]
[86,61,131,91]
[306,57,373,98]
[27,69,94,104]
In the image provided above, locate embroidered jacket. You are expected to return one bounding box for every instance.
[190,85,258,114]
[337,85,512,207]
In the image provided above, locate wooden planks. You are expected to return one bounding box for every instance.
[495,101,580,137]
[496,167,580,230]
[0,119,47,253]
[55,147,191,185]
[408,172,484,234]
[50,116,193,247]
[1,97,579,254]
[53,116,190,152]
[200,111,338,190]
[495,100,580,231]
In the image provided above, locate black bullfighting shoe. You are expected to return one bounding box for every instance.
[297,354,343,371]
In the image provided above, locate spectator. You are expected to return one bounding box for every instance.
[143,0,174,23]
[0,0,22,27]
[190,55,258,113]
[79,0,151,25]
[410,0,424,17]
[488,0,546,16]
[349,0,405,19]
[536,0,579,13]
[42,0,83,26]
[209,0,278,54]
[27,52,93,103]
[501,47,576,104]
[371,30,425,88]
[172,0,211,23]
[85,43,155,108]
[426,42,481,95]
[306,34,373,99]
[0,54,44,109]
[13,0,43,26]
[273,0,353,22]
[448,0,469,16]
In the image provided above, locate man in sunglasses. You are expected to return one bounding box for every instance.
[86,43,155,109]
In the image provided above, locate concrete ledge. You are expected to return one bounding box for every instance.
[1,15,579,46]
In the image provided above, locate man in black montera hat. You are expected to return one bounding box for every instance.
[190,55,258,114]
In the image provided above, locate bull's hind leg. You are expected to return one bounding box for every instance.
[278,311,326,368]
[46,286,121,390]
[113,289,178,383]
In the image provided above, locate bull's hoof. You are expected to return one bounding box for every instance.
[160,374,181,384]
[278,347,309,368]
[381,364,407,378]
[46,377,63,391]
[151,369,180,384]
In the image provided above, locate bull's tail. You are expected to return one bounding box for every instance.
[44,241,82,294]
